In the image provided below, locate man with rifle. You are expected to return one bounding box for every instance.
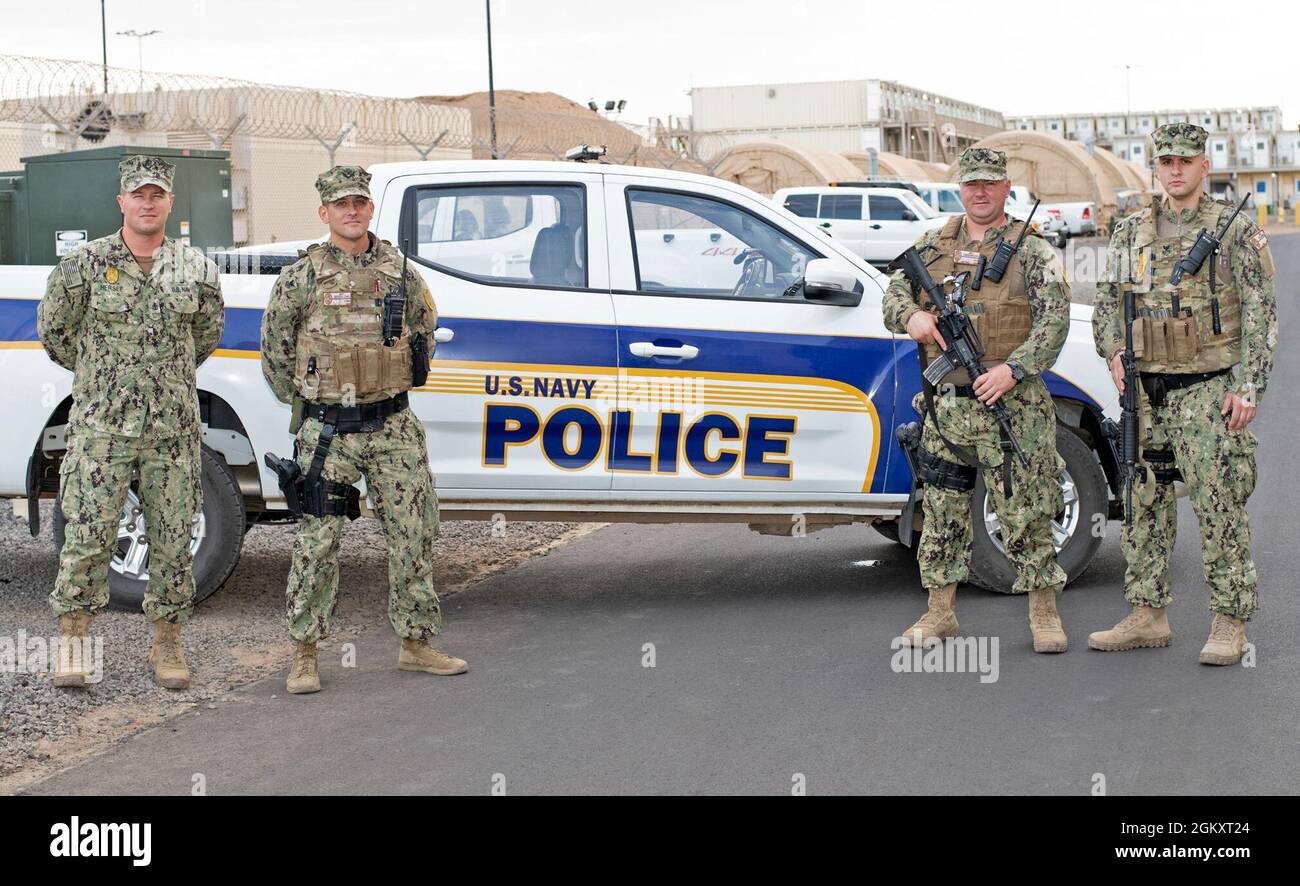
[883,148,1072,653]
[260,166,465,694]
[1089,124,1277,665]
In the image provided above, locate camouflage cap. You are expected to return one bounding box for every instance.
[957,147,1008,183]
[1151,123,1208,158]
[315,165,371,203]
[119,154,175,193]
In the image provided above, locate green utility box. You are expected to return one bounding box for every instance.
[1,145,234,265]
[0,170,25,265]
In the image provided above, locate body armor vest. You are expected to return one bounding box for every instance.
[293,241,415,404]
[1121,198,1242,373]
[921,215,1035,384]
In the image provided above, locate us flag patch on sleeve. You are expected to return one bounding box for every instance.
[1249,230,1268,251]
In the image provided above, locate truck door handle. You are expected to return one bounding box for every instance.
[433,327,454,344]
[819,222,832,228]
[629,342,699,360]
[869,224,882,229]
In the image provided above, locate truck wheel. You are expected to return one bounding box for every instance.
[53,446,245,611]
[966,426,1106,594]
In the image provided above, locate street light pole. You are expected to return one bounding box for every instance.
[116,29,161,92]
[486,0,499,160]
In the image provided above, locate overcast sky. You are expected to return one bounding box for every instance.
[4,0,1297,126]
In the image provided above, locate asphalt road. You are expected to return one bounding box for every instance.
[29,233,1299,796]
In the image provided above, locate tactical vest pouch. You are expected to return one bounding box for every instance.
[1166,314,1200,362]
[384,343,413,390]
[360,347,382,392]
[1139,317,1169,363]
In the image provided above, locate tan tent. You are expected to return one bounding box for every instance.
[1092,145,1149,192]
[710,140,863,195]
[947,131,1118,231]
[842,150,939,182]
[916,160,951,180]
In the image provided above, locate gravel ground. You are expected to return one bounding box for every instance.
[0,502,596,793]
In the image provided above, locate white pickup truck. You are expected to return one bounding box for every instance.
[0,160,1123,607]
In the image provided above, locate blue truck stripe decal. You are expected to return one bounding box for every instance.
[2,297,1103,497]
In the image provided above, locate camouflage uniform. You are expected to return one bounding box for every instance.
[37,156,224,622]
[260,166,442,645]
[883,148,1071,597]
[1093,124,1277,622]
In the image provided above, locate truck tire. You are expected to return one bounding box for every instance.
[967,426,1106,593]
[53,446,245,611]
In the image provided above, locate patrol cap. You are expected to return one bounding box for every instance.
[119,154,175,193]
[1152,123,1208,158]
[957,147,1008,183]
[315,165,372,203]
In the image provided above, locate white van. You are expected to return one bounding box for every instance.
[772,186,946,266]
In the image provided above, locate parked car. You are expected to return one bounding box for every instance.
[773,186,945,266]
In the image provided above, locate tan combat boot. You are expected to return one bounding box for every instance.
[1087,604,1172,652]
[286,641,321,694]
[399,639,468,675]
[1198,614,1247,666]
[897,583,959,647]
[53,611,93,688]
[1028,588,1068,653]
[148,619,190,690]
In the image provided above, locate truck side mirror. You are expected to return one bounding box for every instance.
[802,258,863,307]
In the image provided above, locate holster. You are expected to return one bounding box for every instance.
[898,421,977,493]
[263,420,361,521]
[411,333,430,388]
[1143,448,1182,486]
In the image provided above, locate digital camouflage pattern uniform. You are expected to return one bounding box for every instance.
[1094,124,1277,621]
[260,166,442,644]
[37,155,224,622]
[883,148,1071,597]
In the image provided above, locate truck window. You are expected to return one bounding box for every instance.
[626,188,819,301]
[867,195,910,220]
[782,193,819,217]
[411,184,587,288]
[818,193,862,220]
[938,190,966,213]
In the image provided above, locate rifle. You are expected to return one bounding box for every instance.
[1102,290,1142,525]
[890,247,1029,478]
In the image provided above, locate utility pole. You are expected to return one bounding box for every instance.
[486,0,499,160]
[100,0,108,94]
